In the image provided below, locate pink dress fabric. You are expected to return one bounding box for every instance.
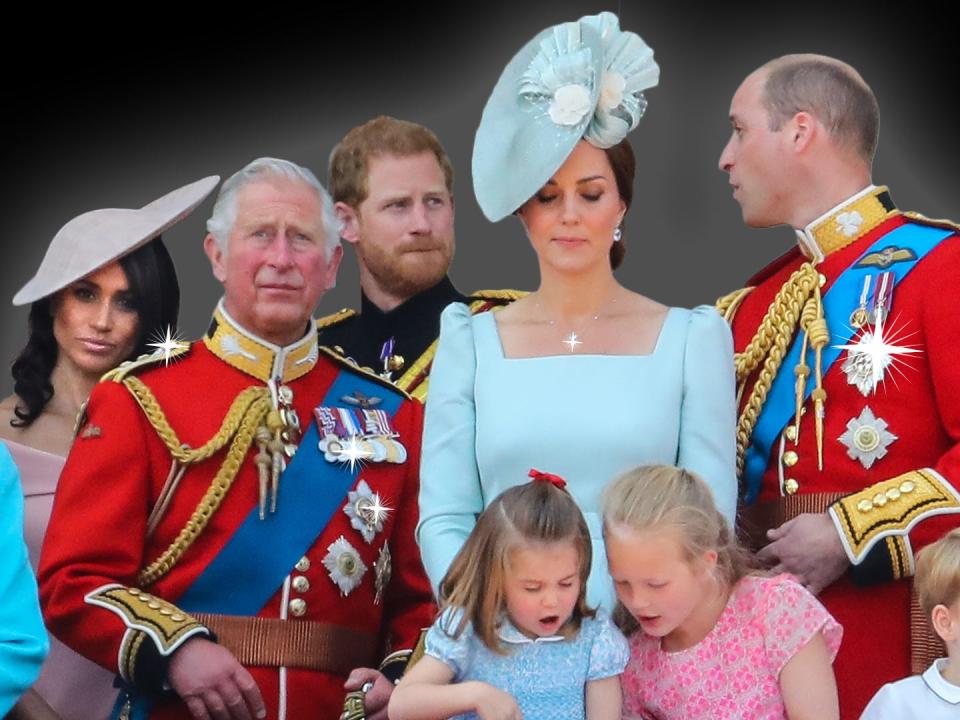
[5,440,119,720]
[621,573,842,720]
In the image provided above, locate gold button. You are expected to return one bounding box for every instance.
[784,425,797,442]
[128,588,141,596]
[295,556,311,572]
[148,601,161,610]
[885,487,901,502]
[171,614,185,622]
[782,450,799,467]
[160,608,173,616]
[784,478,799,495]
[873,493,888,507]
[900,480,916,494]
[292,576,311,593]
[818,273,827,287]
[857,499,873,513]
[289,599,307,617]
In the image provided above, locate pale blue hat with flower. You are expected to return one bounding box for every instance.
[473,11,659,222]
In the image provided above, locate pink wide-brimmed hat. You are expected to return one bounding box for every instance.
[13,175,220,306]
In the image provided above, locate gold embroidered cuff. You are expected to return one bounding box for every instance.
[828,469,960,564]
[85,584,209,671]
[379,647,415,683]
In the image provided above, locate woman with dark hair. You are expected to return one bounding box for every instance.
[418,13,738,613]
[0,176,218,720]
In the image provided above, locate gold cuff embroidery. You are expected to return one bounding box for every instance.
[86,584,208,658]
[829,469,960,563]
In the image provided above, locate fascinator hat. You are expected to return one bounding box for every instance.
[13,176,220,305]
[473,11,659,222]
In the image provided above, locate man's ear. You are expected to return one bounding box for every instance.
[336,202,361,246]
[324,244,344,291]
[790,111,818,153]
[203,234,227,283]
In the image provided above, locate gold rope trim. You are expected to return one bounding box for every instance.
[732,263,824,476]
[122,379,274,586]
[715,286,754,324]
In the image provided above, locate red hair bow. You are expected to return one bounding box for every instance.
[528,468,567,489]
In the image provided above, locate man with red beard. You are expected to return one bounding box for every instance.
[321,117,518,401]
[717,54,960,718]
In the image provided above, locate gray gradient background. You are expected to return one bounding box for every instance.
[2,1,956,396]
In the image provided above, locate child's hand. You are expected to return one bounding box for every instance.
[468,681,523,720]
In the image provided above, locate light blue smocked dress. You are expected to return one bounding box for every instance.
[417,303,737,610]
[425,608,629,720]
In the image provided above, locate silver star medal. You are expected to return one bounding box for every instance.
[835,315,921,397]
[838,406,898,469]
[344,480,391,544]
[322,536,367,596]
[373,544,392,606]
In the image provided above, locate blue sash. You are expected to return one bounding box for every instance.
[176,370,403,615]
[742,222,952,503]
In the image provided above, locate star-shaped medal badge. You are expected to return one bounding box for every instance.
[344,480,391,544]
[838,406,897,469]
[147,326,189,366]
[835,314,921,397]
[322,536,367,596]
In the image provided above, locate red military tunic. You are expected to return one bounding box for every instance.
[724,186,960,719]
[38,303,435,720]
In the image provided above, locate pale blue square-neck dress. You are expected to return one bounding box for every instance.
[417,302,738,610]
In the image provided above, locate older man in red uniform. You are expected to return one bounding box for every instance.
[39,158,434,720]
[718,55,960,718]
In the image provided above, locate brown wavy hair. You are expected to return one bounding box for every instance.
[438,479,595,654]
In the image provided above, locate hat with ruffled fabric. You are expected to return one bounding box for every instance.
[472,11,659,222]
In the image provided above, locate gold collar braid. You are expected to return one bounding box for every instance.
[796,186,897,264]
[204,302,318,384]
[725,264,828,478]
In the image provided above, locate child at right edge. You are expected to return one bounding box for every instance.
[860,528,960,719]
[603,464,843,719]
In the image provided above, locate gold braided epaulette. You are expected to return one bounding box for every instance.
[101,345,192,383]
[902,210,960,235]
[715,287,754,324]
[318,345,411,400]
[469,288,527,302]
[316,308,357,330]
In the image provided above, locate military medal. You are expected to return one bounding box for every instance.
[344,480,391,543]
[837,272,921,396]
[314,406,408,468]
[322,536,367,596]
[373,544,392,605]
[838,406,897,469]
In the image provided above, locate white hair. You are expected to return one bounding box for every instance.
[206,157,342,258]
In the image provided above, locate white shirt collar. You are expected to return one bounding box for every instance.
[923,658,960,704]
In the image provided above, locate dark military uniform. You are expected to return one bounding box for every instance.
[318,277,521,401]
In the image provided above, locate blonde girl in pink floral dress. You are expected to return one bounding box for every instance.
[602,465,843,720]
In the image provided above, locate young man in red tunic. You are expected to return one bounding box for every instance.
[718,54,960,719]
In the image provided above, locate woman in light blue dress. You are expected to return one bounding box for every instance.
[417,12,738,612]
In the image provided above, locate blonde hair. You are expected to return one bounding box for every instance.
[916,528,960,618]
[438,479,595,654]
[602,465,758,632]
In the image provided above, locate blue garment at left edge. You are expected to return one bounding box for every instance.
[0,443,49,716]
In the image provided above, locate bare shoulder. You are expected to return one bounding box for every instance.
[616,291,669,323]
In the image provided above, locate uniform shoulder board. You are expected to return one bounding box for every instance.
[469,289,527,303]
[903,210,960,235]
[316,308,357,330]
[101,344,192,383]
[318,346,411,400]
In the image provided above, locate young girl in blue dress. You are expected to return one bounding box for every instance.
[390,471,628,720]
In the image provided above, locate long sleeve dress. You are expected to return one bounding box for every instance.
[417,302,738,610]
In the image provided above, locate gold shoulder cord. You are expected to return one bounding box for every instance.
[122,377,274,587]
[719,263,827,476]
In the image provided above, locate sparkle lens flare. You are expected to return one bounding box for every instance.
[562,332,583,352]
[340,435,373,473]
[147,325,188,366]
[835,313,921,396]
